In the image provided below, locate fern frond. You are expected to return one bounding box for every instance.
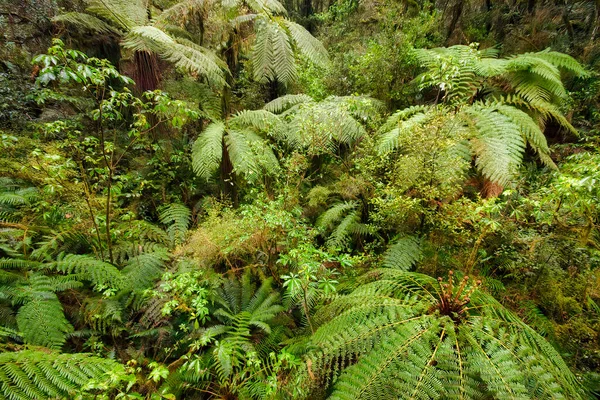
[159,203,191,245]
[270,20,296,85]
[122,26,226,86]
[282,20,329,66]
[464,104,526,185]
[305,269,584,399]
[192,121,225,181]
[225,129,259,177]
[316,201,357,231]
[86,0,147,29]
[229,109,284,135]
[52,12,123,34]
[17,294,73,349]
[122,251,169,291]
[263,94,313,113]
[49,254,123,291]
[0,350,128,399]
[382,235,422,271]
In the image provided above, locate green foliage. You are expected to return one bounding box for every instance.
[53,0,226,86]
[382,235,422,270]
[304,269,584,399]
[192,113,281,183]
[377,43,587,186]
[265,94,383,156]
[0,350,132,399]
[1,2,598,399]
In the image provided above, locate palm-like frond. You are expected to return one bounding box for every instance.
[226,129,260,177]
[86,0,147,30]
[382,235,422,271]
[52,12,123,34]
[464,104,527,185]
[263,94,313,113]
[159,203,191,245]
[122,27,226,86]
[48,254,123,291]
[251,14,327,85]
[268,95,376,154]
[282,19,329,66]
[305,268,584,399]
[16,294,73,349]
[0,350,128,399]
[192,121,225,181]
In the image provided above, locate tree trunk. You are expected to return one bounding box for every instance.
[481,179,504,198]
[446,0,464,44]
[133,51,161,93]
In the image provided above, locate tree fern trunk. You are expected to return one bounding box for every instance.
[133,51,161,93]
[221,138,238,206]
[481,178,504,198]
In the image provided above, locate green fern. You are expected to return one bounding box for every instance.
[250,14,328,85]
[192,116,280,183]
[53,0,225,87]
[266,95,380,155]
[382,235,422,271]
[158,203,191,246]
[302,268,584,399]
[0,350,130,399]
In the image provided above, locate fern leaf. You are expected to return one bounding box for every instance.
[0,350,128,399]
[263,94,313,113]
[17,294,73,349]
[282,20,328,66]
[383,235,422,271]
[192,121,225,181]
[52,12,123,34]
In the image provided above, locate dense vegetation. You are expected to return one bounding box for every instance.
[1,0,599,398]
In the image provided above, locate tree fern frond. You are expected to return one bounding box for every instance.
[122,252,169,291]
[326,211,360,250]
[122,26,226,86]
[304,269,584,399]
[229,109,284,135]
[383,235,422,271]
[532,50,588,77]
[49,254,123,291]
[159,203,191,245]
[17,294,73,349]
[86,0,147,29]
[192,121,225,181]
[52,12,123,34]
[252,19,275,83]
[465,105,526,185]
[282,20,328,66]
[270,20,296,85]
[225,129,259,177]
[316,201,358,231]
[263,94,313,113]
[0,350,128,399]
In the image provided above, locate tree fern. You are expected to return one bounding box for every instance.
[0,350,129,399]
[192,115,280,183]
[266,95,380,155]
[53,0,225,88]
[302,268,584,399]
[249,13,327,85]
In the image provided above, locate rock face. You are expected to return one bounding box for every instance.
[0,0,81,127]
